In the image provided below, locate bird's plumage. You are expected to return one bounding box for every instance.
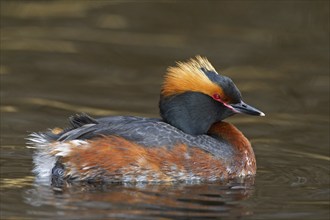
[27,56,263,185]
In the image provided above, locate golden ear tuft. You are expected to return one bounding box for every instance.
[176,55,217,73]
[161,56,224,98]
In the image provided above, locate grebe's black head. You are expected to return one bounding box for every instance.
[159,56,264,135]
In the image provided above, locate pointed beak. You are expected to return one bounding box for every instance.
[230,101,265,116]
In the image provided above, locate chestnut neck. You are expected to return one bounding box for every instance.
[208,121,256,175]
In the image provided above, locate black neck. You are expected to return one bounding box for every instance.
[159,92,234,135]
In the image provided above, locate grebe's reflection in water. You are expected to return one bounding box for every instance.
[24,176,255,219]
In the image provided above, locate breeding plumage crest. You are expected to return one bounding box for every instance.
[176,56,217,73]
[161,55,224,98]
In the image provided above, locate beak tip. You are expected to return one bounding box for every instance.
[231,101,265,117]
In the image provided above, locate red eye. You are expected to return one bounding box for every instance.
[212,94,221,101]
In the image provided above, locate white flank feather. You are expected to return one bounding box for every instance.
[26,133,88,184]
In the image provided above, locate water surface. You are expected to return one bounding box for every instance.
[1,1,329,219]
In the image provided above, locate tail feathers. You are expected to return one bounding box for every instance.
[27,113,97,183]
[26,132,53,148]
[27,132,89,183]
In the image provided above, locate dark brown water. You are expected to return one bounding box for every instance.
[1,1,329,219]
